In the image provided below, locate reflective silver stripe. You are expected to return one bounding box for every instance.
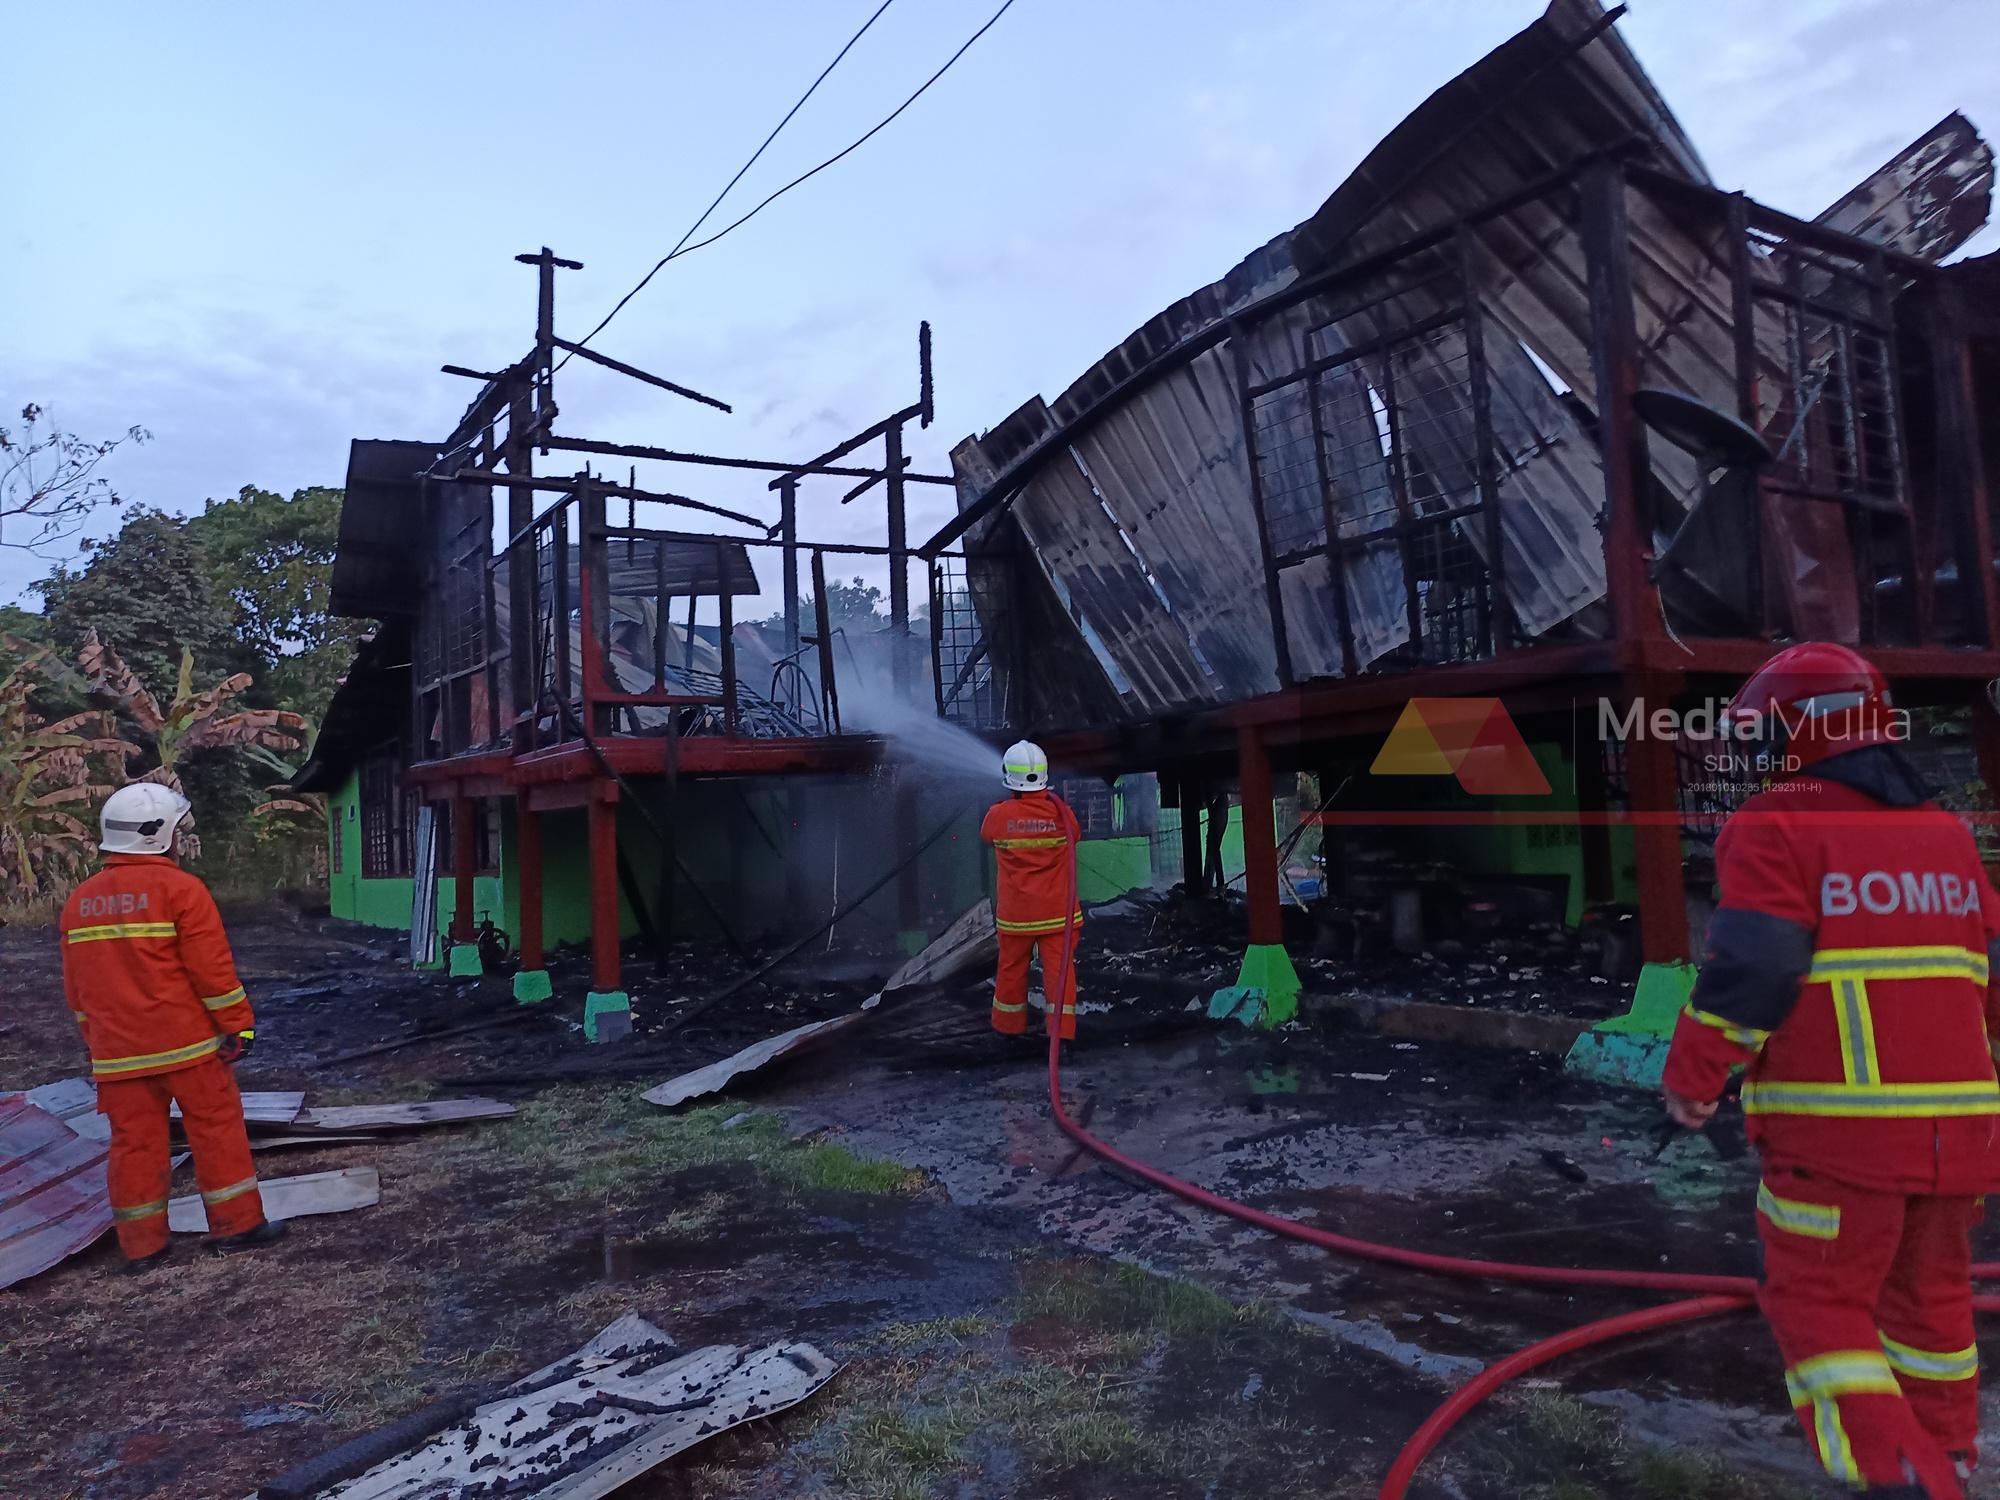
[1684,1004,1769,1049]
[1832,977,1877,1086]
[1784,1350,1901,1404]
[1757,1183,1840,1240]
[200,1176,258,1207]
[67,922,178,944]
[91,1036,223,1077]
[1743,1079,2000,1117]
[1808,947,1988,983]
[1880,1335,1978,1381]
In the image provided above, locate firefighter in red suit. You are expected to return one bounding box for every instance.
[59,783,286,1270]
[980,740,1081,1040]
[1662,643,2000,1499]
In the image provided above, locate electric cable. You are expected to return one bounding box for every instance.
[564,0,898,364]
[561,0,1019,364]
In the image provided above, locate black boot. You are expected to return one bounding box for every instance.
[120,1245,173,1276]
[207,1219,288,1254]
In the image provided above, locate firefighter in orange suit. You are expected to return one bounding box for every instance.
[980,741,1081,1040]
[1662,643,2000,1500]
[60,783,284,1270]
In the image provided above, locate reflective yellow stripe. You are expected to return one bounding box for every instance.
[112,1198,166,1224]
[1812,1398,1860,1484]
[1881,1335,1978,1381]
[1744,1079,2000,1117]
[1809,946,1988,984]
[1830,977,1880,1086]
[91,1036,223,1077]
[200,1176,258,1207]
[1003,761,1042,774]
[200,986,246,1012]
[992,999,1027,1013]
[996,913,1083,934]
[1757,1183,1840,1240]
[1785,1350,1902,1404]
[992,837,1068,849]
[1684,1004,1769,1049]
[66,922,178,945]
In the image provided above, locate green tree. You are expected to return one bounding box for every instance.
[185,484,358,721]
[761,575,889,633]
[34,508,242,698]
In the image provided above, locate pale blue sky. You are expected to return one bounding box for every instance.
[5,0,1996,609]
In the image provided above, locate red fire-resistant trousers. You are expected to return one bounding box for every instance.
[1756,1164,1981,1498]
[98,1056,264,1258]
[993,932,1078,1040]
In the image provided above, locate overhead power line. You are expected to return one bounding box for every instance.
[566,0,898,362]
[566,0,1020,364]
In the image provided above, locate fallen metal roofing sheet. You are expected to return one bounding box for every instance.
[320,1313,838,1499]
[168,1166,379,1234]
[0,1094,110,1291]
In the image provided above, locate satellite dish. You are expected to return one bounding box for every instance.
[1633,388,1775,470]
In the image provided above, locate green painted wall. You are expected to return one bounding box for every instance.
[1387,741,1638,925]
[326,768,503,947]
[1076,837,1154,903]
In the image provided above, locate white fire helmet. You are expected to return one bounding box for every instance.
[99,783,192,856]
[1002,740,1049,792]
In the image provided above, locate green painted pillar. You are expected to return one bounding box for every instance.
[1563,960,1697,1088]
[513,970,552,1005]
[1235,727,1298,1028]
[448,943,483,979]
[585,990,631,1043]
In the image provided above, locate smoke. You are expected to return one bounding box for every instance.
[834,624,1001,788]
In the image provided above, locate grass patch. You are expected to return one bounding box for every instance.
[1019,1257,1276,1348]
[488,1090,925,1206]
[1471,1394,1811,1500]
[876,1315,995,1350]
[317,1307,428,1425]
[831,1402,979,1499]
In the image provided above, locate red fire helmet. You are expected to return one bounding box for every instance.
[1721,641,1897,767]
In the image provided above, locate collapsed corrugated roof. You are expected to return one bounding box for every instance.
[947,0,1993,731]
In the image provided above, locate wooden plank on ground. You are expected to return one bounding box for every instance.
[247,1133,383,1153]
[167,1166,379,1233]
[286,1098,515,1132]
[173,1091,305,1128]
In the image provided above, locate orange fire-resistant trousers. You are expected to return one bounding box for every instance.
[994,931,1078,1041]
[98,1056,264,1258]
[1757,1165,1982,1497]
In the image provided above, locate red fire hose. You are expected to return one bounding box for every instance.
[1033,819,1998,1498]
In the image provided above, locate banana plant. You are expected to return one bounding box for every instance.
[78,630,306,793]
[0,642,138,898]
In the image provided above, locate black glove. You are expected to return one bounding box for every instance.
[216,1029,255,1064]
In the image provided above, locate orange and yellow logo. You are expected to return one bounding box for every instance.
[1370,698,1550,797]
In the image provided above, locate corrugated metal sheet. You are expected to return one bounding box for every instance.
[950,0,1992,715]
[1817,112,1994,264]
[1071,348,1283,699]
[0,1094,110,1291]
